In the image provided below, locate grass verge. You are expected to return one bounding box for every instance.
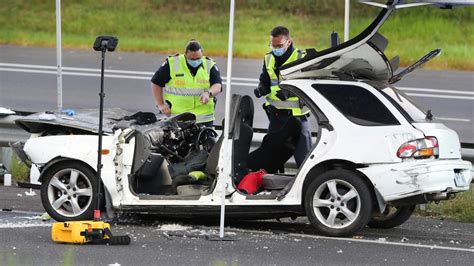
[10,153,30,184]
[0,1,473,70]
[416,184,474,223]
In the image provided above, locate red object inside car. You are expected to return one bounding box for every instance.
[238,170,267,195]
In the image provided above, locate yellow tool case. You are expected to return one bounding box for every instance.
[51,221,130,245]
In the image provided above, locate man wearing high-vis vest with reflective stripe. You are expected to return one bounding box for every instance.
[151,40,222,127]
[254,26,312,167]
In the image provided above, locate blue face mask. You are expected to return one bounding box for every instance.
[272,47,286,57]
[187,58,202,68]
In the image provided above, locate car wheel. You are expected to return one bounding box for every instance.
[40,161,98,221]
[304,169,373,237]
[367,204,415,229]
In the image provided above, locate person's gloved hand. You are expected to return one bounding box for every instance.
[276,90,291,101]
[253,88,262,98]
[254,85,270,98]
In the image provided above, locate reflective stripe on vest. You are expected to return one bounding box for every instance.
[264,49,309,116]
[195,114,215,123]
[265,98,301,109]
[266,98,310,113]
[164,86,208,96]
[165,54,216,122]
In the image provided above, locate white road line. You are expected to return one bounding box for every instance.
[436,117,472,122]
[229,227,474,253]
[0,68,260,87]
[0,67,259,86]
[0,62,155,75]
[0,62,257,82]
[0,68,150,80]
[297,232,474,253]
[1,63,473,100]
[405,92,474,100]
[2,62,473,91]
[0,223,52,229]
[398,86,474,95]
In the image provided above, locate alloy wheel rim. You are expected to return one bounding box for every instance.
[47,168,93,217]
[312,179,361,229]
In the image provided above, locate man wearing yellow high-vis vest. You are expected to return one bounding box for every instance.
[151,40,222,127]
[254,26,312,167]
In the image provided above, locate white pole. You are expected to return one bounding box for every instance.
[56,0,63,111]
[344,0,350,42]
[219,0,235,239]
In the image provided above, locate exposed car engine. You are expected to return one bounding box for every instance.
[145,113,217,163]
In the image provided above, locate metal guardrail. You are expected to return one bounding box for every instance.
[0,115,30,147]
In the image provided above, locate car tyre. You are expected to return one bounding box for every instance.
[367,204,415,229]
[41,161,99,221]
[304,169,372,237]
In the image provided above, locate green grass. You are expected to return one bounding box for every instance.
[0,1,473,70]
[417,184,474,223]
[10,154,29,184]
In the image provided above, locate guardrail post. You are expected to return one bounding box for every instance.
[0,147,13,172]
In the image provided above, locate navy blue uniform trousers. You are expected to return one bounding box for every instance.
[265,107,312,167]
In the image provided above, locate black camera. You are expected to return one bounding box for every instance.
[93,36,119,52]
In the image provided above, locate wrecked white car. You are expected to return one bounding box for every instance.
[12,2,472,237]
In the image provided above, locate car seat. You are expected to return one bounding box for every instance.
[171,94,254,195]
[171,134,223,195]
[231,95,254,184]
[247,116,301,174]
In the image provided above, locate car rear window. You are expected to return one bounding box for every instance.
[380,87,427,122]
[313,84,400,126]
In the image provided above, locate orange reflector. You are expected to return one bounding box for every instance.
[100,149,110,155]
[418,148,434,157]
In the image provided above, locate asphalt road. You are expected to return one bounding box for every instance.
[0,187,473,265]
[0,45,473,143]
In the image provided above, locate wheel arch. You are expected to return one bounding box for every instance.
[302,159,378,210]
[38,157,95,183]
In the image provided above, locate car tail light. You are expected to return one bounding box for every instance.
[397,137,439,159]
